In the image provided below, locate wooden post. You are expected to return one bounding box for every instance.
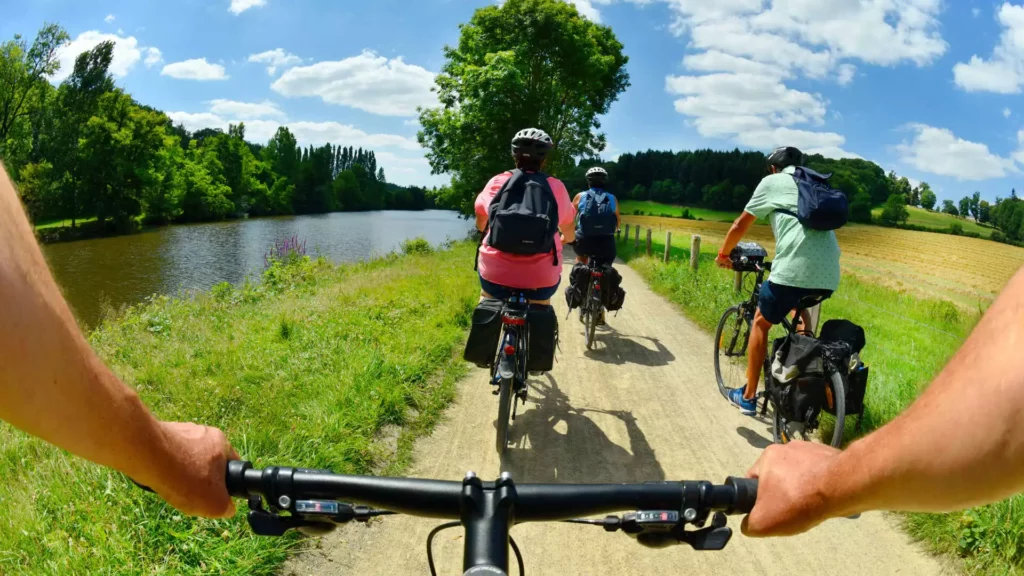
[624,224,630,244]
[690,235,701,270]
[646,228,653,256]
[616,227,621,243]
[734,271,743,292]
[663,232,672,263]
[634,226,640,249]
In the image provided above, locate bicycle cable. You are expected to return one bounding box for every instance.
[426,521,525,576]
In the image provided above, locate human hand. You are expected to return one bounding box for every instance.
[715,254,733,270]
[742,442,842,537]
[149,422,239,518]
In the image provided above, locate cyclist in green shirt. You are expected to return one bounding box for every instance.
[715,146,841,414]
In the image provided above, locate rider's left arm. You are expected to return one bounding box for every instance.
[716,212,756,268]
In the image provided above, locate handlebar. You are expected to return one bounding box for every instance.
[226,461,757,575]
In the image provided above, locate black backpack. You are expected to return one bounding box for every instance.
[777,167,849,231]
[478,170,560,269]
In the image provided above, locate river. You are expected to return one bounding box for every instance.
[42,211,473,329]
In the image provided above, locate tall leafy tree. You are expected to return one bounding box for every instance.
[959,196,972,220]
[970,191,981,221]
[942,199,959,217]
[0,23,68,148]
[919,185,937,210]
[879,193,910,226]
[419,0,629,213]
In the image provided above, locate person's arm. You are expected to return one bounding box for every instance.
[0,163,236,518]
[744,265,1024,537]
[715,212,756,268]
[555,180,576,244]
[614,198,621,230]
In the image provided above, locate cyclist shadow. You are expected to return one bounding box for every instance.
[736,426,772,450]
[501,376,666,484]
[582,327,675,367]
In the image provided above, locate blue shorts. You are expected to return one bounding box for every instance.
[480,276,561,301]
[758,281,833,325]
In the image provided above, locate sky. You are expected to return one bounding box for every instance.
[3,0,1024,202]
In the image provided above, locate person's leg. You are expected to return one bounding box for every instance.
[526,281,560,306]
[745,309,773,399]
[479,276,509,302]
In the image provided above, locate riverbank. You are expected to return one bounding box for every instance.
[0,241,480,574]
[617,233,1018,574]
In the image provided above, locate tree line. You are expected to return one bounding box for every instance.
[0,24,436,235]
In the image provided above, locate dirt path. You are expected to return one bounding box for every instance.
[285,256,949,576]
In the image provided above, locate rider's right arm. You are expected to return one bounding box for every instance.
[745,265,1024,537]
[552,179,576,244]
[0,163,236,519]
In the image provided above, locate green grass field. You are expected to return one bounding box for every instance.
[617,232,1023,574]
[618,200,741,222]
[872,206,993,236]
[0,241,480,574]
[32,216,99,230]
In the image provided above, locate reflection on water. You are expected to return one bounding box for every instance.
[42,211,471,329]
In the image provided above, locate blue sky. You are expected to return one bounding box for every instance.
[4,0,1024,202]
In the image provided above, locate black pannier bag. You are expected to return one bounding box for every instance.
[599,266,626,311]
[770,335,827,423]
[819,319,869,417]
[564,285,583,309]
[565,263,590,310]
[775,376,828,424]
[463,298,503,368]
[527,304,558,372]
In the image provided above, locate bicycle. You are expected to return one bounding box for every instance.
[492,293,531,454]
[226,460,758,576]
[578,262,608,350]
[713,245,846,447]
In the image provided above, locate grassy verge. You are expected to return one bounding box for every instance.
[618,200,741,222]
[0,241,480,574]
[32,216,99,230]
[872,206,993,237]
[617,232,1024,573]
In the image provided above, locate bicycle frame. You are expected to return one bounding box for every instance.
[494,296,530,415]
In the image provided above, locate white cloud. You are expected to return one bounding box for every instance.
[973,7,982,18]
[145,47,163,68]
[229,0,266,15]
[682,51,783,77]
[208,99,284,119]
[247,48,301,76]
[161,58,229,81]
[954,3,1024,93]
[896,124,1019,180]
[836,63,856,86]
[104,14,115,24]
[1015,130,1024,165]
[272,50,437,117]
[1005,107,1013,118]
[52,31,145,82]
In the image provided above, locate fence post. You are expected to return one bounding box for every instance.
[690,235,701,270]
[646,228,653,256]
[634,226,640,249]
[616,227,621,243]
[734,271,743,292]
[664,232,672,263]
[623,223,630,244]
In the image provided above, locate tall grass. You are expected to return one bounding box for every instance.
[0,242,480,574]
[617,231,1024,574]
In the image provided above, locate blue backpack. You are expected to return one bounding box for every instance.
[777,167,849,231]
[578,190,617,237]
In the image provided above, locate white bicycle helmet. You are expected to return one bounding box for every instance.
[585,166,608,185]
[511,128,554,159]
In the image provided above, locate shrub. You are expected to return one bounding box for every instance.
[401,237,433,255]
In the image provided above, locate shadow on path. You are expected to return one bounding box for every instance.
[582,326,676,367]
[501,375,665,484]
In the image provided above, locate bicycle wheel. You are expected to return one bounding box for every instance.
[714,305,750,399]
[825,372,846,448]
[495,377,512,454]
[585,284,598,350]
[772,406,807,444]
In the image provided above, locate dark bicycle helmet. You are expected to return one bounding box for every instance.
[511,128,554,159]
[766,146,803,170]
[585,166,608,186]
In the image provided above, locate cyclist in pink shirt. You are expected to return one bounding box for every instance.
[475,128,576,305]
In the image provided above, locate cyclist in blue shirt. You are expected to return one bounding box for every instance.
[573,167,621,267]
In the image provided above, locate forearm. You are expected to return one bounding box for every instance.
[719,213,755,255]
[823,267,1024,517]
[0,164,170,486]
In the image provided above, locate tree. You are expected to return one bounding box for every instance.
[919,186,936,210]
[979,200,992,225]
[0,23,69,145]
[418,0,629,214]
[942,199,959,217]
[970,191,981,221]
[629,184,646,201]
[893,176,912,203]
[959,197,971,220]
[879,193,909,226]
[849,190,874,223]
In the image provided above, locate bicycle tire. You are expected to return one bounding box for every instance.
[585,283,598,350]
[496,377,512,454]
[826,371,846,448]
[714,305,749,399]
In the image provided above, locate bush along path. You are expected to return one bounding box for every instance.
[0,241,480,575]
[285,249,944,576]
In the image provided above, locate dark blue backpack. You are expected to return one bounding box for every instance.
[777,167,849,231]
[578,190,617,237]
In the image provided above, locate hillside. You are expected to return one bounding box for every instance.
[872,206,994,237]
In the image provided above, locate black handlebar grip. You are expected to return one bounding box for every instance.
[725,477,758,514]
[226,460,253,497]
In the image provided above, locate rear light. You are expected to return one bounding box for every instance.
[504,345,516,355]
[592,272,603,278]
[502,316,526,326]
[595,283,601,290]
